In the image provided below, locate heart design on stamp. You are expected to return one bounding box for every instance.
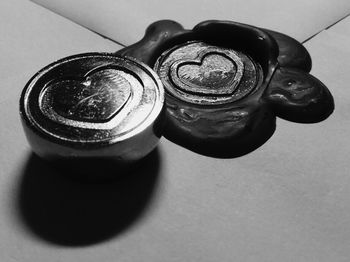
[170,51,244,96]
[41,68,132,123]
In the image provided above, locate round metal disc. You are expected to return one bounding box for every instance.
[20,53,164,162]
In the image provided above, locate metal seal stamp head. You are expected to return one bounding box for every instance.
[20,53,165,163]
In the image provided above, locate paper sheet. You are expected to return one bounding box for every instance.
[2,1,350,261]
[31,0,350,45]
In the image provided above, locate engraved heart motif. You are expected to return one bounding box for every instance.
[42,68,132,123]
[170,51,244,96]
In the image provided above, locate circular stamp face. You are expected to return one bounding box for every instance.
[21,54,164,145]
[154,41,263,105]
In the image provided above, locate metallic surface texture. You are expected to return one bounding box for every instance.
[20,53,165,162]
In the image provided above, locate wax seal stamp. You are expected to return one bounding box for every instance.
[117,20,334,157]
[20,53,164,163]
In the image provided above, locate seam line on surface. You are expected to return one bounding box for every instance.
[302,12,350,44]
[29,0,126,48]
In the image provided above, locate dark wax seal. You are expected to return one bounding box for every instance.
[20,53,165,163]
[155,41,262,105]
[117,20,334,157]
